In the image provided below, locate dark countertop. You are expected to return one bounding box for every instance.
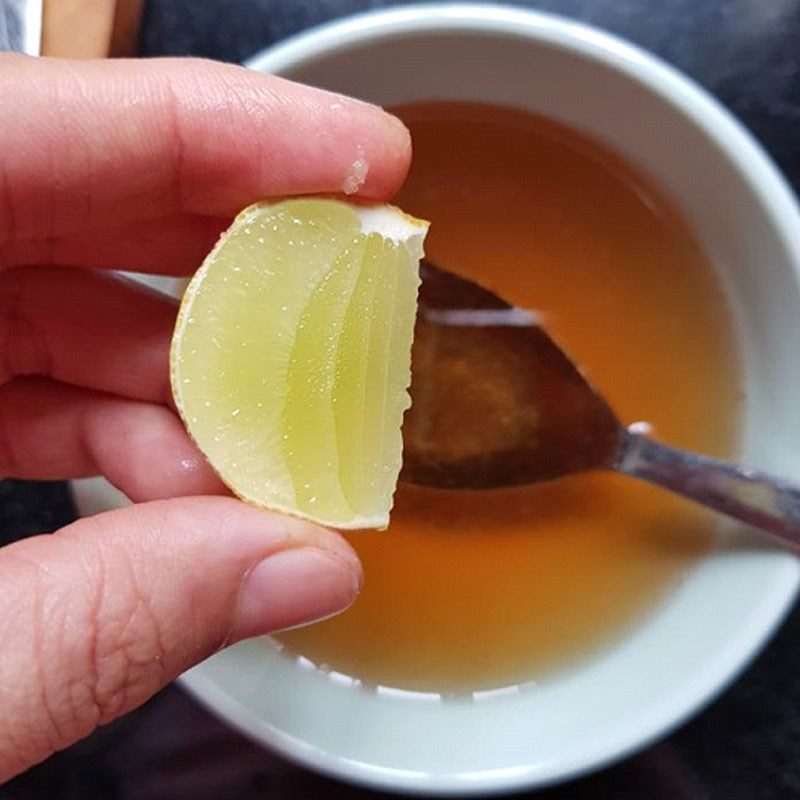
[2,1,800,798]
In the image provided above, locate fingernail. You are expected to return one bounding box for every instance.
[232,548,360,640]
[383,109,408,133]
[383,110,411,150]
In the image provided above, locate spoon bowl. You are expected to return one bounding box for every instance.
[403,261,621,488]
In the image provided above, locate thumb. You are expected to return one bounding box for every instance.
[0,496,361,782]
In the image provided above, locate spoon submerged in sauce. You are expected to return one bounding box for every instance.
[402,261,800,546]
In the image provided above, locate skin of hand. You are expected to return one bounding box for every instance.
[0,53,410,782]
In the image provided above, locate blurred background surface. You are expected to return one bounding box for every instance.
[2,1,800,798]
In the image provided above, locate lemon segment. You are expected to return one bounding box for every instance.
[363,238,400,514]
[171,198,428,529]
[332,236,381,515]
[382,241,421,506]
[282,239,366,522]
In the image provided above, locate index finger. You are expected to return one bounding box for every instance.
[0,54,411,246]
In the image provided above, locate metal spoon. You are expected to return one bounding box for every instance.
[401,260,800,546]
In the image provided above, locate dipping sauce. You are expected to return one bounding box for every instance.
[278,102,743,692]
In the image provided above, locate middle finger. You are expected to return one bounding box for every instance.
[0,266,176,403]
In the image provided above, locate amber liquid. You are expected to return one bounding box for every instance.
[279,102,743,692]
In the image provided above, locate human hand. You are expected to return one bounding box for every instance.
[0,53,410,782]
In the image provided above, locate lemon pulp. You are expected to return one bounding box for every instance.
[171,198,428,529]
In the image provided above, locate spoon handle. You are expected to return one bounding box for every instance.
[617,429,800,545]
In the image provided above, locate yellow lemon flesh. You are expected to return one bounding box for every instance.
[170,198,428,529]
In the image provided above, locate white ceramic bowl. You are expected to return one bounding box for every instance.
[72,4,800,795]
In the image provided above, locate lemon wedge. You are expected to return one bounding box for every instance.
[171,198,428,529]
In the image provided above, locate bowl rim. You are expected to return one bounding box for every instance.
[173,3,800,794]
